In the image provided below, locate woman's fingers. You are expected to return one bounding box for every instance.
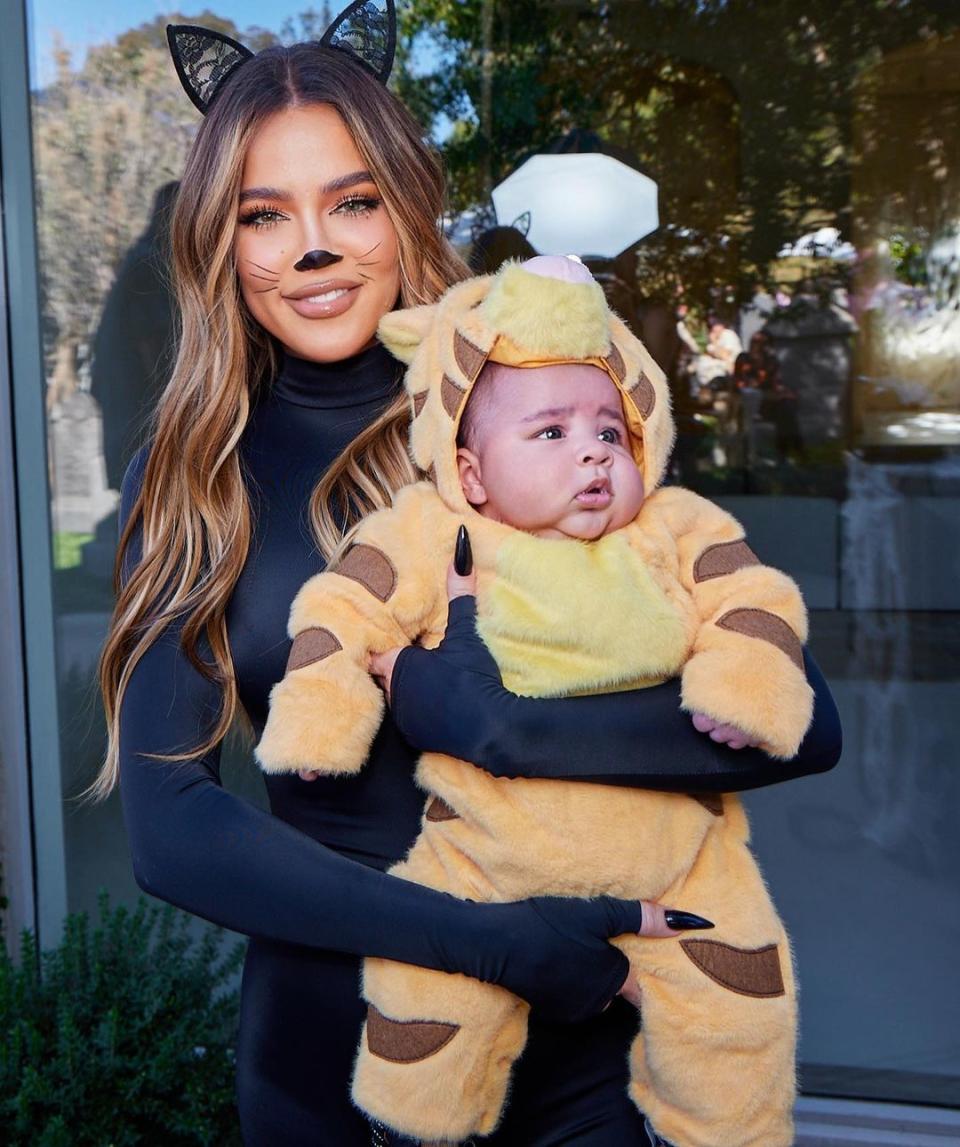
[368,647,403,705]
[617,970,643,1009]
[447,524,477,600]
[297,770,321,782]
[638,900,714,937]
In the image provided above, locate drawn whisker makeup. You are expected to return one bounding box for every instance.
[249,272,279,283]
[356,239,383,267]
[247,259,280,277]
[253,284,279,294]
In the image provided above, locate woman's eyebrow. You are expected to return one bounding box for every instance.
[238,171,375,206]
[321,169,375,194]
[239,185,288,204]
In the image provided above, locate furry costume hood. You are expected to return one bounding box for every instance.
[378,256,674,515]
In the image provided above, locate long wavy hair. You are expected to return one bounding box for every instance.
[93,43,468,799]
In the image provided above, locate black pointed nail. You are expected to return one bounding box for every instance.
[664,910,715,931]
[454,525,473,576]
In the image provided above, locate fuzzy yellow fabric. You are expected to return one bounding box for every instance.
[258,260,813,1147]
[481,262,612,359]
[478,529,690,696]
[376,266,674,507]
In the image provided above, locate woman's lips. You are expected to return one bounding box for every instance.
[282,279,360,319]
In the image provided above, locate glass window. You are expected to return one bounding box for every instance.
[407,0,960,1105]
[17,0,960,1111]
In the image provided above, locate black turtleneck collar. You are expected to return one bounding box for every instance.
[270,341,402,410]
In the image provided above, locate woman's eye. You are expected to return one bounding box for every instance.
[537,426,564,440]
[238,206,285,229]
[598,427,621,444]
[333,194,382,217]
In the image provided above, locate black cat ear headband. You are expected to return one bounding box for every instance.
[166,0,397,115]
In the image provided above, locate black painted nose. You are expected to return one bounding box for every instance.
[294,249,344,272]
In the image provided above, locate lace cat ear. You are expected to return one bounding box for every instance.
[166,24,255,115]
[320,0,397,84]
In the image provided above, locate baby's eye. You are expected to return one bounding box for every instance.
[598,427,622,444]
[238,206,286,229]
[536,426,564,440]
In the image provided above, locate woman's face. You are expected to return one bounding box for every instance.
[234,103,401,363]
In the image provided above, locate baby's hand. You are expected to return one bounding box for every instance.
[690,712,761,751]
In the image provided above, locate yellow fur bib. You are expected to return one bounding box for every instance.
[476,529,689,697]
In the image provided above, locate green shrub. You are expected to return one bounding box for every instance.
[0,892,245,1146]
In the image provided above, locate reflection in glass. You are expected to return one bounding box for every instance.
[19,0,960,1111]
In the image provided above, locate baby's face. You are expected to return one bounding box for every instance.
[457,363,645,541]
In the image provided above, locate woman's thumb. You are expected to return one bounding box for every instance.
[447,524,477,600]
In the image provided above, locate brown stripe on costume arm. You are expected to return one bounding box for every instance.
[256,487,445,776]
[651,486,814,758]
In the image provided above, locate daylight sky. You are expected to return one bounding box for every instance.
[28,1,355,87]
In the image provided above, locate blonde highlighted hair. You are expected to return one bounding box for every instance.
[93,43,468,800]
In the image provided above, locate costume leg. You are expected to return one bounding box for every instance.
[352,817,529,1143]
[622,822,797,1147]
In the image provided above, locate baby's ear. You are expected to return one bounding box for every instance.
[378,304,438,364]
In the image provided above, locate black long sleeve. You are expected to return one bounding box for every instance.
[391,595,842,790]
[118,617,640,1020]
[114,349,645,1023]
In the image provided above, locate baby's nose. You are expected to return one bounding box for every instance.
[579,441,613,464]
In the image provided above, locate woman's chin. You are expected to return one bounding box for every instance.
[280,327,378,365]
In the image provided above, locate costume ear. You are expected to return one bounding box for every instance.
[320,0,397,84]
[166,24,254,115]
[378,304,439,364]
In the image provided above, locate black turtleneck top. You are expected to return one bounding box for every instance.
[117,343,841,1022]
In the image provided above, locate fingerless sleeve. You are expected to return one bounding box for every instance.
[391,596,842,792]
[115,455,639,1021]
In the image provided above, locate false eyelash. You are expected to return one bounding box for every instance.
[238,204,285,227]
[333,193,382,214]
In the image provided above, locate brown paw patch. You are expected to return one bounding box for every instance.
[334,544,398,602]
[454,330,487,382]
[690,792,724,816]
[412,390,428,417]
[286,627,342,672]
[680,939,785,998]
[693,539,760,583]
[441,373,467,419]
[366,1004,459,1063]
[629,372,656,418]
[605,344,626,383]
[716,608,803,670]
[425,795,460,822]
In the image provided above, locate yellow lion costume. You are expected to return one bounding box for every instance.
[255,259,813,1147]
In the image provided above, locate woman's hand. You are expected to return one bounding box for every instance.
[480,895,713,1023]
[368,536,478,706]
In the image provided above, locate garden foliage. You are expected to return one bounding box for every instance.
[0,892,244,1146]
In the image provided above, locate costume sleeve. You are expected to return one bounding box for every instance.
[115,451,642,1022]
[255,484,446,776]
[390,596,841,789]
[648,486,814,758]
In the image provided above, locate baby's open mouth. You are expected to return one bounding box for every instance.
[575,478,612,504]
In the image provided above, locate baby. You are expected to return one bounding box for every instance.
[256,256,812,1147]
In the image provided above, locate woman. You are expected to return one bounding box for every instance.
[96,20,841,1147]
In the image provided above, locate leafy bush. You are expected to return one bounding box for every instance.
[0,892,245,1146]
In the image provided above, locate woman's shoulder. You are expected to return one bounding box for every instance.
[119,444,150,530]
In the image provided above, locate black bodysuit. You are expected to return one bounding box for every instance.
[118,344,841,1146]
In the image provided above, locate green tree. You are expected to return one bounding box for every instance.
[398,0,960,301]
